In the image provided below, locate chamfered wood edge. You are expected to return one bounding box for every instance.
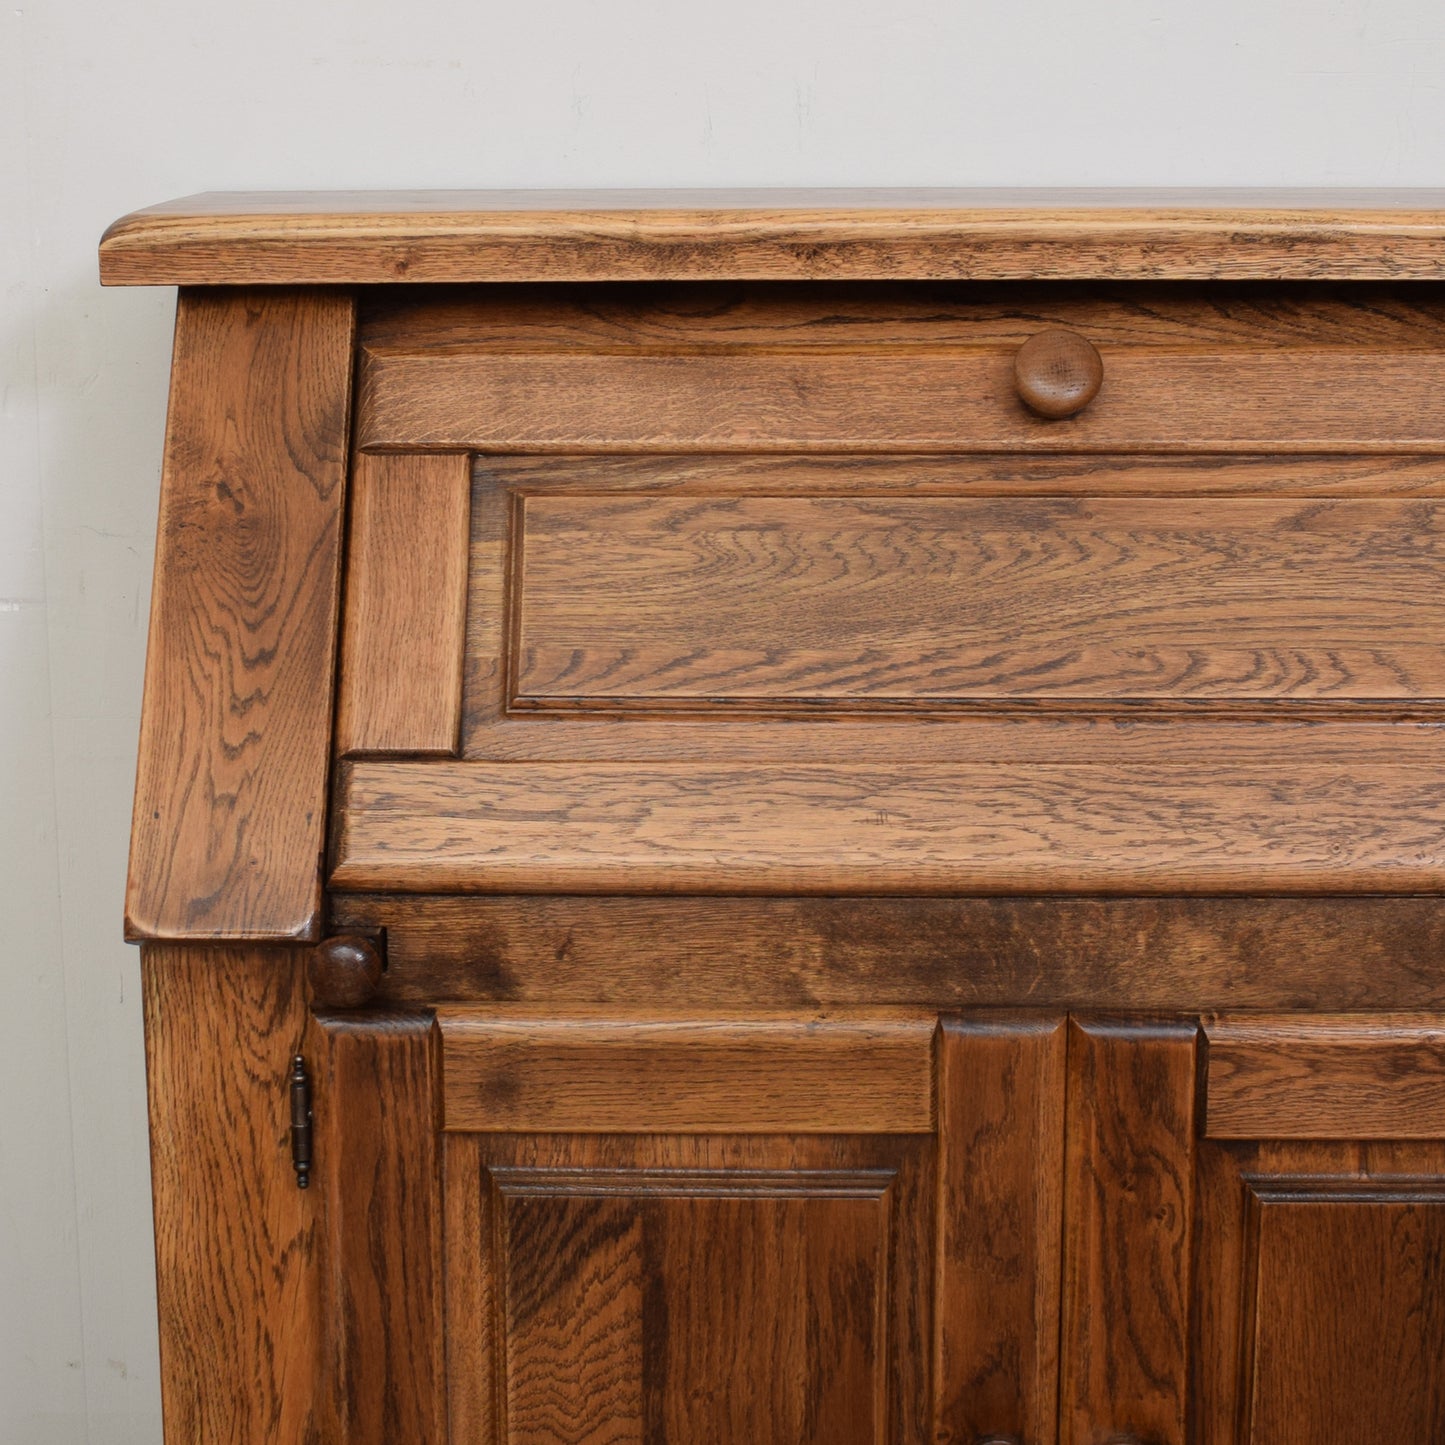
[101,189,1445,285]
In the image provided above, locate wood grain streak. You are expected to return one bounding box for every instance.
[332,759,1445,895]
[935,1014,1066,1445]
[141,945,316,1445]
[127,288,355,941]
[331,893,1445,1013]
[514,494,1445,706]
[438,1009,935,1134]
[1206,1014,1445,1138]
[100,189,1445,285]
[1061,1018,1198,1445]
[336,451,472,754]
[312,1011,444,1443]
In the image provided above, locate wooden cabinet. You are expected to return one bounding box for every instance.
[108,191,1445,1443]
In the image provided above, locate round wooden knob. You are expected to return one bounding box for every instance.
[1014,329,1104,418]
[308,935,384,1009]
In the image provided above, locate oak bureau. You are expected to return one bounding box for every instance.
[104,191,1445,1445]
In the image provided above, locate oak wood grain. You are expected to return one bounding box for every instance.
[1193,1139,1445,1443]
[451,1132,932,1445]
[513,493,1445,707]
[358,346,1445,453]
[331,893,1445,1014]
[141,945,317,1445]
[336,451,471,755]
[127,288,355,942]
[437,1008,935,1134]
[1061,1017,1199,1445]
[440,1134,492,1444]
[310,1010,444,1444]
[935,1014,1066,1445]
[332,758,1445,896]
[1205,1014,1445,1139]
[100,189,1445,285]
[364,281,1445,355]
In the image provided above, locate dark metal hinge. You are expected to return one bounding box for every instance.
[289,1055,313,1189]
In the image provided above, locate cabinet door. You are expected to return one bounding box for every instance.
[1061,1015,1445,1445]
[1196,1016,1445,1445]
[309,1007,1069,1445]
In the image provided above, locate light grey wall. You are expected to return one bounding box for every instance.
[4,1,1445,1438]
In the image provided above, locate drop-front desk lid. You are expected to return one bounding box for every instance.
[110,192,1445,943]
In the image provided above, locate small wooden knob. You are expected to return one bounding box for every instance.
[308,935,383,1009]
[1014,329,1104,418]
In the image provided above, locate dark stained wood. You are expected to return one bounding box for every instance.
[358,345,1445,453]
[1060,1017,1199,1445]
[335,451,471,756]
[1248,1183,1445,1442]
[1193,1138,1445,1443]
[437,1008,935,1134]
[1014,328,1105,418]
[512,493,1445,707]
[310,1010,443,1444]
[100,189,1445,286]
[332,758,1445,896]
[445,1132,933,1444]
[935,1014,1066,1445]
[141,945,317,1444]
[1205,1015,1445,1139]
[307,934,384,1009]
[126,288,356,942]
[331,893,1445,1013]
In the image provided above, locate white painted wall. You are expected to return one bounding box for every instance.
[4,1,1445,1437]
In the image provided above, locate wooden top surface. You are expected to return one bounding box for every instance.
[100,188,1445,286]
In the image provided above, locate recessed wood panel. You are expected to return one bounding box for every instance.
[336,451,471,754]
[1245,1187,1445,1443]
[513,494,1445,707]
[332,758,1445,896]
[437,1009,935,1134]
[1206,1015,1445,1139]
[359,347,1445,453]
[441,1133,932,1445]
[496,1171,890,1445]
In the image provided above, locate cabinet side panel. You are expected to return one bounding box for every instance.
[1060,1017,1199,1445]
[935,1014,1066,1445]
[141,944,317,1445]
[127,287,356,942]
